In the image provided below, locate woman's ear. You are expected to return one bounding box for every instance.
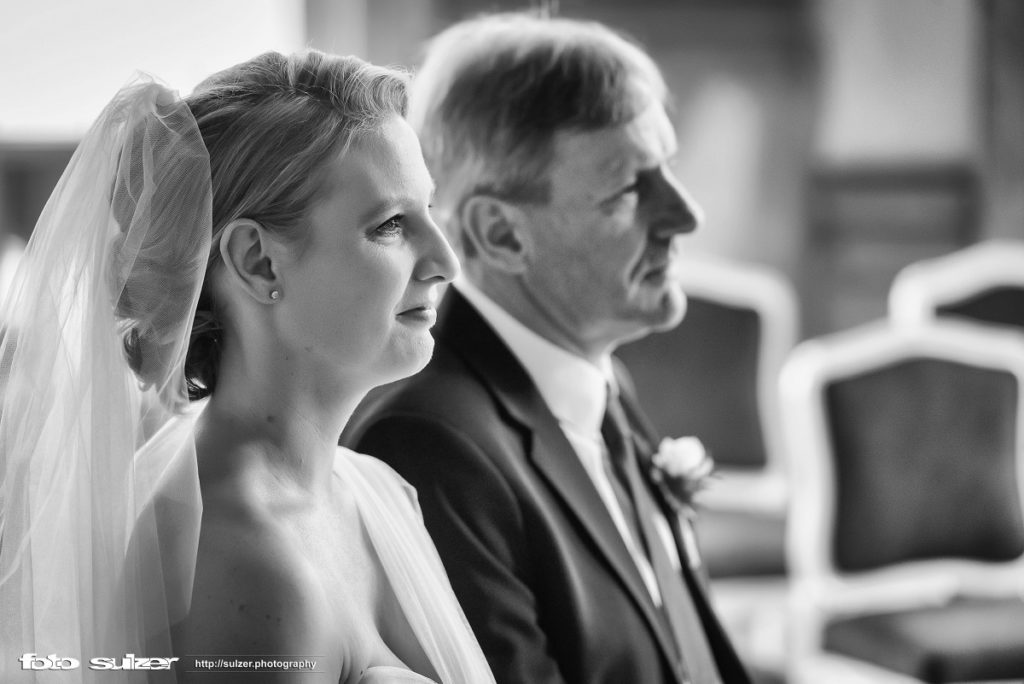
[218,219,282,303]
[459,195,533,274]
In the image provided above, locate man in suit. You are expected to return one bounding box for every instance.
[344,12,751,684]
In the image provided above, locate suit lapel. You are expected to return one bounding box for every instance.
[436,291,683,673]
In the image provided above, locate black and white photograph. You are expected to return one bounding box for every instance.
[2,1,1023,683]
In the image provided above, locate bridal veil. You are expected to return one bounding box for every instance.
[0,81,210,682]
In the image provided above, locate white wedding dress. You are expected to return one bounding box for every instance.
[0,79,493,684]
[335,448,493,684]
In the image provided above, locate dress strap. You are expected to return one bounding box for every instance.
[332,449,495,684]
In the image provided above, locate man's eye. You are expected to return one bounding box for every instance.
[600,182,641,213]
[619,181,641,196]
[611,178,644,202]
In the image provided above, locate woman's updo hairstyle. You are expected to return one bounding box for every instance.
[180,51,409,399]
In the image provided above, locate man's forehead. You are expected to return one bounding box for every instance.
[553,104,677,175]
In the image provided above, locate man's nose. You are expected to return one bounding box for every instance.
[649,167,703,238]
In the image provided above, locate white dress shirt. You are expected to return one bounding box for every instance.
[455,279,682,605]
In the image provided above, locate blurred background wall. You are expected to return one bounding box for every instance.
[1,0,1022,339]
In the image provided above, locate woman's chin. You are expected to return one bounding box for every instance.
[373,336,436,387]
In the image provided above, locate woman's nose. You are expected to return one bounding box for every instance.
[415,215,461,284]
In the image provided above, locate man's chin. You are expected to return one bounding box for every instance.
[647,286,687,332]
[614,288,687,348]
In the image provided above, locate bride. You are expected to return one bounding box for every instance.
[0,51,494,684]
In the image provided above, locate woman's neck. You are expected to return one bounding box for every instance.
[199,339,368,499]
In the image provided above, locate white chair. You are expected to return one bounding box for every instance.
[890,239,1024,332]
[780,319,1024,684]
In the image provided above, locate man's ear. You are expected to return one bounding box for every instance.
[459,195,533,274]
[218,219,282,303]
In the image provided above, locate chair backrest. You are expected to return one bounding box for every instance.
[781,320,1024,589]
[617,257,799,474]
[890,239,1024,332]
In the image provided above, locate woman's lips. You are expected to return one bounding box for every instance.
[396,305,438,326]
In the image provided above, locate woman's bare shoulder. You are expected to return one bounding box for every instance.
[174,511,345,680]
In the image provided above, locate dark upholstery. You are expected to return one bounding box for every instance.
[825,358,1024,572]
[937,285,1024,331]
[824,597,1024,683]
[618,296,766,469]
[694,508,787,578]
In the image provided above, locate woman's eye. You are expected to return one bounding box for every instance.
[373,215,404,239]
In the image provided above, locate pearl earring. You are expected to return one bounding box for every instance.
[269,289,281,301]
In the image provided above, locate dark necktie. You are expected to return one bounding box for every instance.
[602,388,722,684]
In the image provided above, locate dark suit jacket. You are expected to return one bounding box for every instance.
[343,290,751,684]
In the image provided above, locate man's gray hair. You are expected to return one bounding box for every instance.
[409,12,669,257]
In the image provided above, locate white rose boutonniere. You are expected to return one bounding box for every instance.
[649,436,714,512]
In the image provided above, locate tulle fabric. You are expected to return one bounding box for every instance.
[337,451,496,684]
[359,665,441,684]
[0,80,210,682]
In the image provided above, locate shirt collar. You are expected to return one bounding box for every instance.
[454,278,614,434]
